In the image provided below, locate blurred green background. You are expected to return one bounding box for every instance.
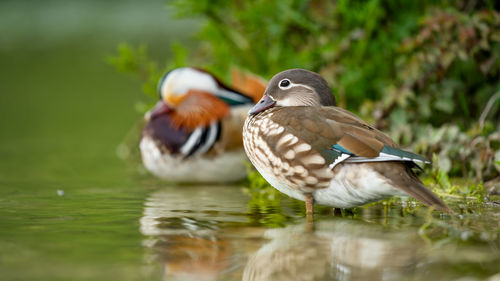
[0,1,198,280]
[0,0,198,184]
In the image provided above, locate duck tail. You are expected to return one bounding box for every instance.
[400,165,452,213]
[373,162,452,213]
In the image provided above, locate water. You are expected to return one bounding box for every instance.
[0,1,499,280]
[138,186,500,281]
[1,177,499,281]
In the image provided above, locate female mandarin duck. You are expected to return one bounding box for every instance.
[140,67,265,183]
[243,69,451,214]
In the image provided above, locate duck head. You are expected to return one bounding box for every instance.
[249,68,336,115]
[147,67,252,130]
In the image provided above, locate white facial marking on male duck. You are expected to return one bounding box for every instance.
[164,68,218,96]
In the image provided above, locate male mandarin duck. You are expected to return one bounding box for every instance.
[243,69,451,215]
[140,67,266,183]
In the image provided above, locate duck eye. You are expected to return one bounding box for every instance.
[279,79,291,89]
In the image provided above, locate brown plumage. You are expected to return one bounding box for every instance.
[243,68,451,214]
[170,90,230,131]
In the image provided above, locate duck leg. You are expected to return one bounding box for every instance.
[305,193,314,214]
[305,194,315,231]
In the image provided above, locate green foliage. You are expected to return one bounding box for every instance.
[108,42,191,112]
[415,124,500,182]
[170,0,433,103]
[371,9,500,126]
[431,153,452,191]
[107,43,162,99]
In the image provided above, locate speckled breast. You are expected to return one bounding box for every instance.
[243,108,334,197]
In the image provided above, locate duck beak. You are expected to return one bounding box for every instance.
[145,101,172,121]
[248,95,276,115]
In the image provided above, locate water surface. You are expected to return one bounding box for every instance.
[139,185,499,281]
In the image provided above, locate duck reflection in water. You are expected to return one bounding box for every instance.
[243,220,423,281]
[139,186,424,281]
[150,235,232,281]
[139,185,259,281]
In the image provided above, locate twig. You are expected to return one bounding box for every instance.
[479,92,500,130]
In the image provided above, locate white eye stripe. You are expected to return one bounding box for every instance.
[278,79,314,91]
